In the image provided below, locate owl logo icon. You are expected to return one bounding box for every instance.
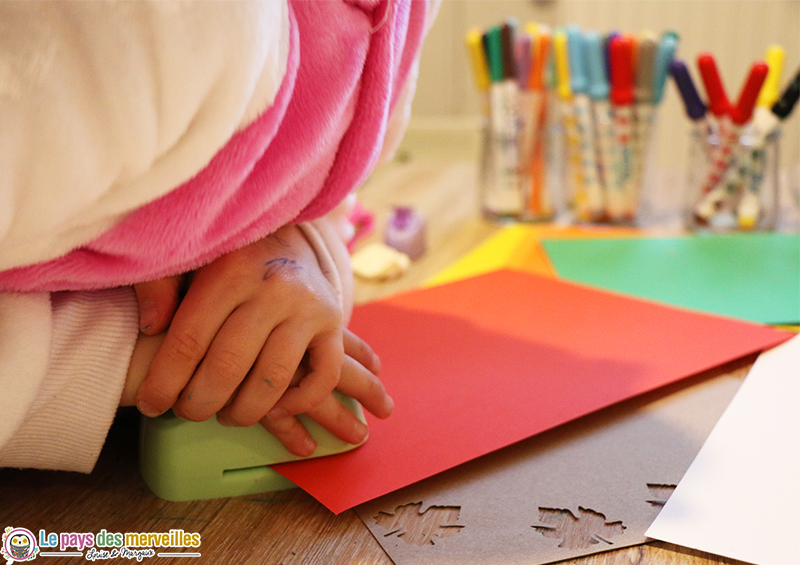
[1,527,39,563]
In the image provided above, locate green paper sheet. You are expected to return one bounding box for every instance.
[542,233,800,325]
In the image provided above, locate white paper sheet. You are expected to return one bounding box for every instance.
[646,335,800,565]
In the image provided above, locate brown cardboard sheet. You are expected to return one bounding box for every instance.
[356,364,748,564]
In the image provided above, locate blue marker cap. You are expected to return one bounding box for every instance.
[652,33,679,104]
[584,31,609,100]
[566,25,588,94]
[669,59,706,121]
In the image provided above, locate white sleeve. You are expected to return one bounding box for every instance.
[0,288,139,473]
[0,1,289,273]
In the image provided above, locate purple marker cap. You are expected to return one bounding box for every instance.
[514,33,532,91]
[604,31,620,83]
[669,59,707,121]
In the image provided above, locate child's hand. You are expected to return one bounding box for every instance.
[122,327,393,457]
[135,225,346,432]
[226,328,393,457]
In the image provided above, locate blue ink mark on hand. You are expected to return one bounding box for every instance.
[263,258,301,280]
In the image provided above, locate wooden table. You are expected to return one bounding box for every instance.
[0,155,750,564]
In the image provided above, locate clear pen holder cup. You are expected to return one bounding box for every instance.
[478,88,557,222]
[686,128,780,232]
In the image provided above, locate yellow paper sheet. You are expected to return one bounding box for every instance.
[425,224,642,287]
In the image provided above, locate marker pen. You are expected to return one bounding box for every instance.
[608,35,637,222]
[554,28,586,220]
[738,66,799,228]
[585,30,612,221]
[632,35,659,202]
[669,59,710,149]
[694,61,768,222]
[567,25,603,220]
[466,28,491,113]
[514,31,532,92]
[652,32,679,106]
[484,24,523,217]
[466,29,493,206]
[526,24,553,219]
[515,29,538,198]
[697,52,731,143]
[756,45,785,109]
[741,47,788,153]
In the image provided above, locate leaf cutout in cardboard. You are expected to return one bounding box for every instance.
[646,483,677,507]
[373,502,465,546]
[533,506,626,549]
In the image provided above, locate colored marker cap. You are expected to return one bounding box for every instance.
[669,59,706,120]
[610,36,634,106]
[652,33,679,104]
[731,61,768,125]
[757,45,785,108]
[466,29,491,92]
[529,26,551,92]
[585,31,609,100]
[697,53,731,118]
[554,29,571,99]
[514,32,532,90]
[566,25,588,94]
[634,36,658,103]
[772,68,800,120]
[485,27,504,83]
[604,31,620,84]
[500,22,517,80]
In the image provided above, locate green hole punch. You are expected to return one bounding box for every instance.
[139,393,365,501]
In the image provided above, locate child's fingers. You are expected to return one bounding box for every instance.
[134,275,185,335]
[219,322,315,425]
[172,307,276,423]
[343,328,381,375]
[270,328,344,417]
[335,355,394,419]
[259,413,318,458]
[305,393,369,446]
[135,281,237,417]
[214,324,309,427]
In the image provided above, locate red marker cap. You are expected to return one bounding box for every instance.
[731,61,769,125]
[697,53,731,118]
[610,36,634,105]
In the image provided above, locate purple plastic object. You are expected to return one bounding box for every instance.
[670,59,707,121]
[384,206,426,261]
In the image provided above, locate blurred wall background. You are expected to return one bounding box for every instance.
[403,0,800,178]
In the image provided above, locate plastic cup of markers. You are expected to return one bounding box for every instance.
[479,115,524,221]
[478,100,559,222]
[478,120,511,221]
[686,129,780,232]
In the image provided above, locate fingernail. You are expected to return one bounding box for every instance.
[382,395,395,416]
[139,302,156,332]
[301,436,317,457]
[353,420,369,443]
[268,407,289,420]
[137,401,161,418]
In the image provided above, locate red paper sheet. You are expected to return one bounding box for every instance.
[273,270,791,514]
